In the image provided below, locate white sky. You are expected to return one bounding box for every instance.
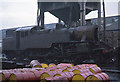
[0,0,119,29]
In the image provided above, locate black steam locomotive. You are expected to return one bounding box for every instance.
[2,2,112,64]
[3,24,100,63]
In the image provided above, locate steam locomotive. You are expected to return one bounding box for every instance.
[2,2,112,65]
[2,24,100,63]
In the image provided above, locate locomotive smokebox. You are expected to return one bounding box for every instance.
[72,25,98,41]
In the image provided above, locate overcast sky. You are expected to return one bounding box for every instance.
[0,0,119,29]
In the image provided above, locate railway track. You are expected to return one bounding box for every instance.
[102,68,120,82]
[102,69,120,73]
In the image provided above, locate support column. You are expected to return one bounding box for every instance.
[98,2,101,40]
[58,19,61,23]
[68,6,73,27]
[103,0,106,42]
[37,2,41,27]
[40,10,44,29]
[79,2,86,26]
[37,8,40,26]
